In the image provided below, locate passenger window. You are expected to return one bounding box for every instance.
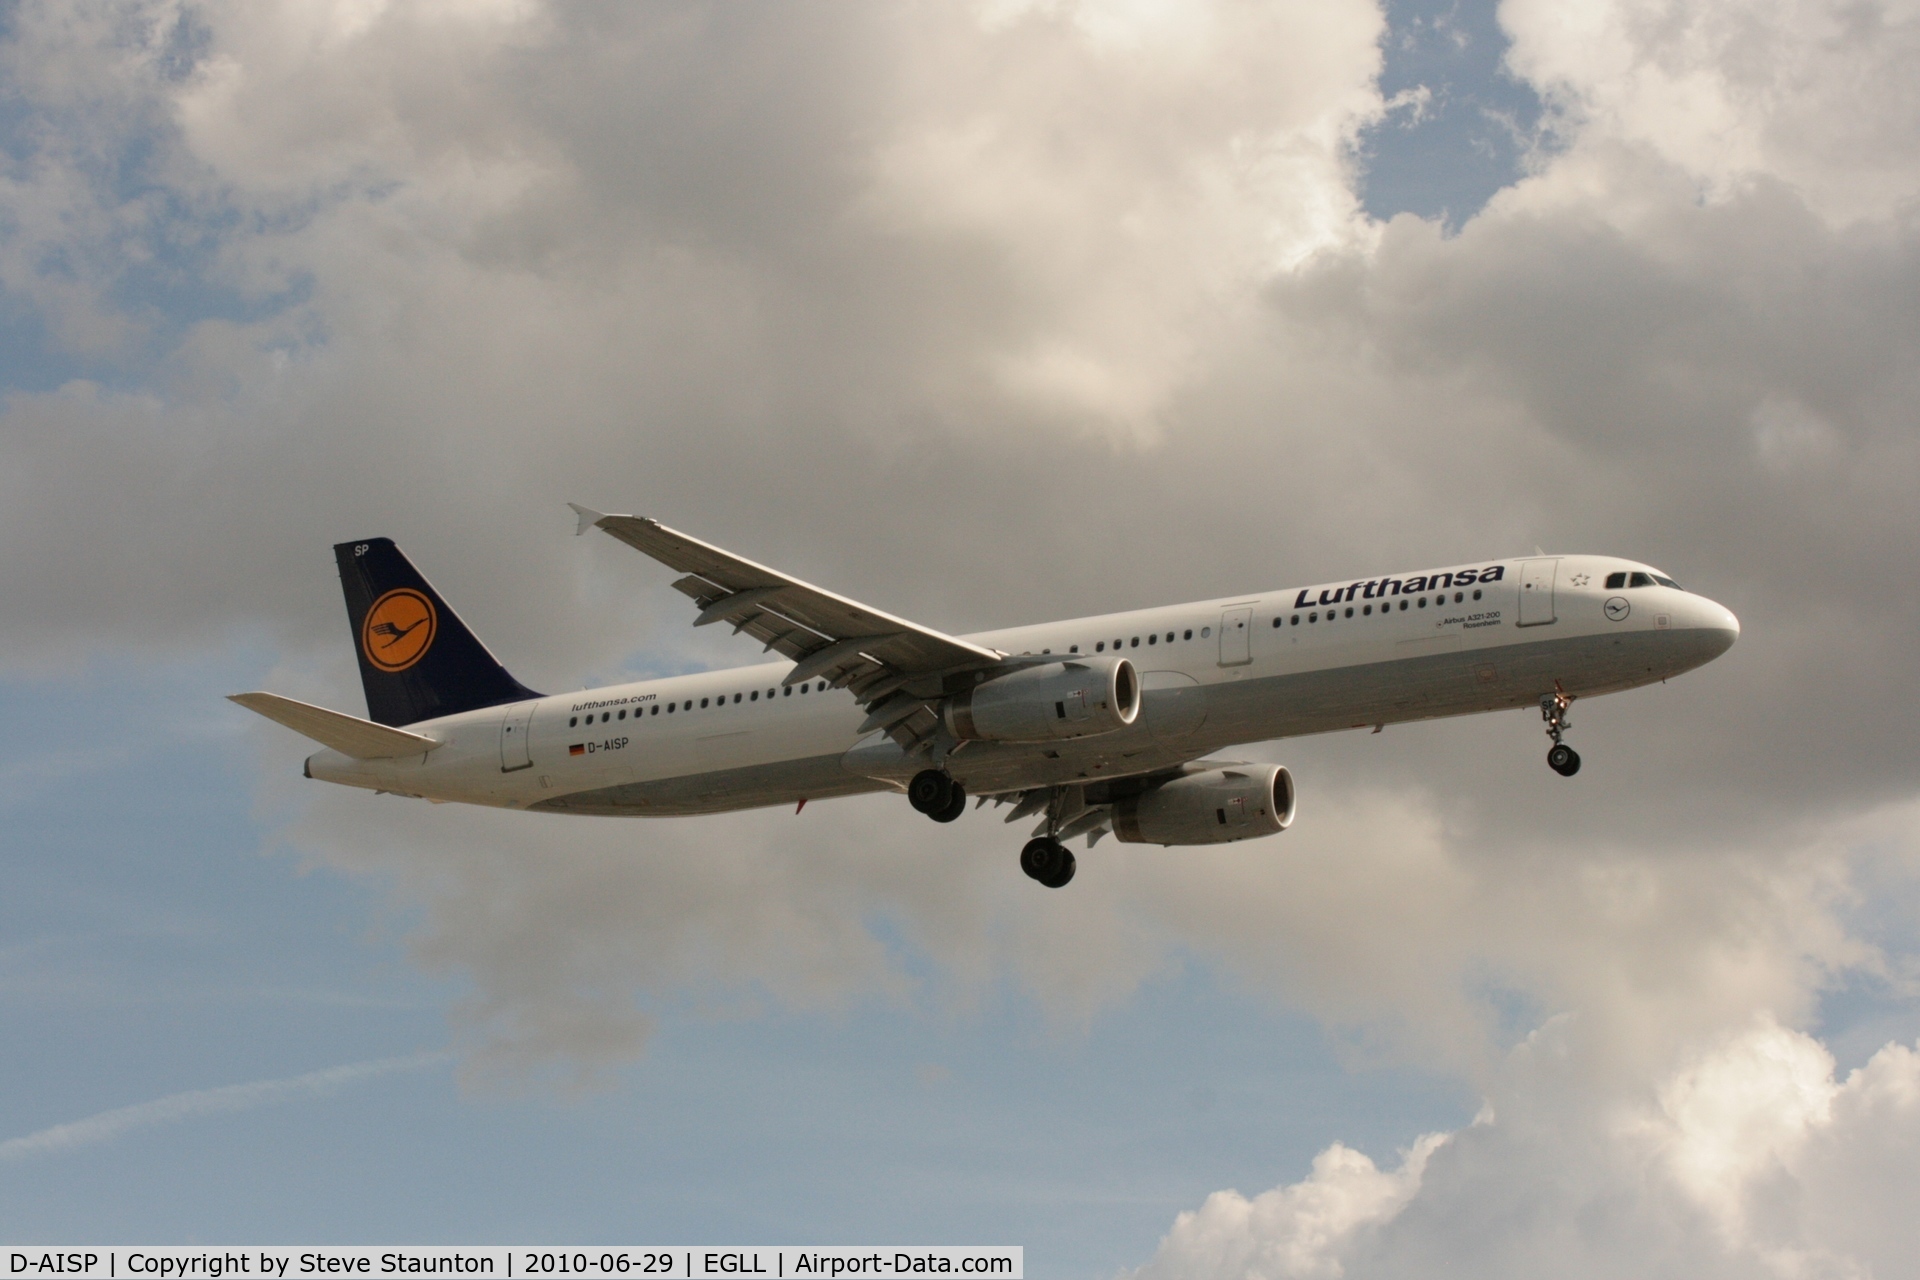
[1417,598,1427,608]
[1399,600,1409,610]
[1344,607,1354,617]
[783,687,791,696]
[1291,615,1299,625]
[1606,572,1627,589]
[1271,617,1281,628]
[1629,572,1654,587]
[1472,589,1482,600]
[1096,641,1105,652]
[1363,605,1372,615]
[700,698,709,708]
[750,690,759,701]
[1202,626,1211,637]
[1148,634,1157,644]
[734,693,742,703]
[1183,629,1193,640]
[1070,645,1079,653]
[618,709,627,719]
[1131,637,1139,647]
[1309,612,1317,623]
[568,716,577,727]
[1454,592,1463,603]
[651,705,659,714]
[1166,632,1174,642]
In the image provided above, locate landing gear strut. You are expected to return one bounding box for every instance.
[1020,836,1076,888]
[908,768,967,823]
[1541,686,1580,777]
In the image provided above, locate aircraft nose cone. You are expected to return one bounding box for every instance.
[1699,600,1740,656]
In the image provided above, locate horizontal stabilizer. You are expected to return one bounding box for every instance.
[228,692,442,759]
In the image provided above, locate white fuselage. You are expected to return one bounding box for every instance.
[306,554,1739,815]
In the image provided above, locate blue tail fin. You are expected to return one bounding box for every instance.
[334,539,542,727]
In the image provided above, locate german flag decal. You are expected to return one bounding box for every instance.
[569,744,585,756]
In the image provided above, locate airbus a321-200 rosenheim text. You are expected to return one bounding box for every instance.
[231,507,1739,889]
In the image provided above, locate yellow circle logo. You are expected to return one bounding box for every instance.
[361,588,438,673]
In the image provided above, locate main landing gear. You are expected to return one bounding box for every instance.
[1020,837,1076,889]
[908,770,1077,887]
[908,768,967,823]
[1541,687,1581,777]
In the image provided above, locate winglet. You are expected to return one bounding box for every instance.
[569,503,607,537]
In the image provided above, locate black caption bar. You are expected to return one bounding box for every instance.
[5,1250,1021,1280]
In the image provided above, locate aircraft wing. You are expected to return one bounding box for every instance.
[572,508,1004,723]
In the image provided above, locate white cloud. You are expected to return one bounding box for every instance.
[1502,0,1920,223]
[1128,1134,1448,1280]
[1131,1021,1920,1279]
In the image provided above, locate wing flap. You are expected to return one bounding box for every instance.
[229,692,443,759]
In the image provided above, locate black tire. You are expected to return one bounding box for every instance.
[908,769,952,814]
[932,783,967,823]
[1020,837,1056,882]
[1548,744,1580,776]
[1019,837,1076,888]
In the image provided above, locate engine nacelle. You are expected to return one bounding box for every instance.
[1111,764,1296,846]
[944,658,1140,743]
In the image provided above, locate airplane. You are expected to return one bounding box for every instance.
[231,508,1740,888]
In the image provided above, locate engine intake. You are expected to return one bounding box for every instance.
[1111,764,1295,846]
[945,657,1140,743]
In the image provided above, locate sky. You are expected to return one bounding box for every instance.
[2,0,1919,1274]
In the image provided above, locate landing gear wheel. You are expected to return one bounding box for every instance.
[1019,837,1076,888]
[907,768,953,815]
[931,783,968,823]
[1540,685,1580,777]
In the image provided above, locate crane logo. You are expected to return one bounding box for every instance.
[362,588,438,673]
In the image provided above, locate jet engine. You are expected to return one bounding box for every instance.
[1110,764,1295,846]
[944,657,1140,743]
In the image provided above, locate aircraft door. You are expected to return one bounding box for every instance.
[500,702,536,772]
[1517,558,1559,627]
[1218,607,1253,666]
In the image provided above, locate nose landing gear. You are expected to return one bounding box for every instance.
[908,768,967,823]
[1542,686,1580,776]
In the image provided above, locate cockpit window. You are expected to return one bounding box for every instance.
[1652,574,1681,589]
[1629,572,1655,587]
[1606,571,1627,589]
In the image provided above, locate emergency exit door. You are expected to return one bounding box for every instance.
[1517,558,1559,627]
[500,702,535,772]
[1218,607,1253,665]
